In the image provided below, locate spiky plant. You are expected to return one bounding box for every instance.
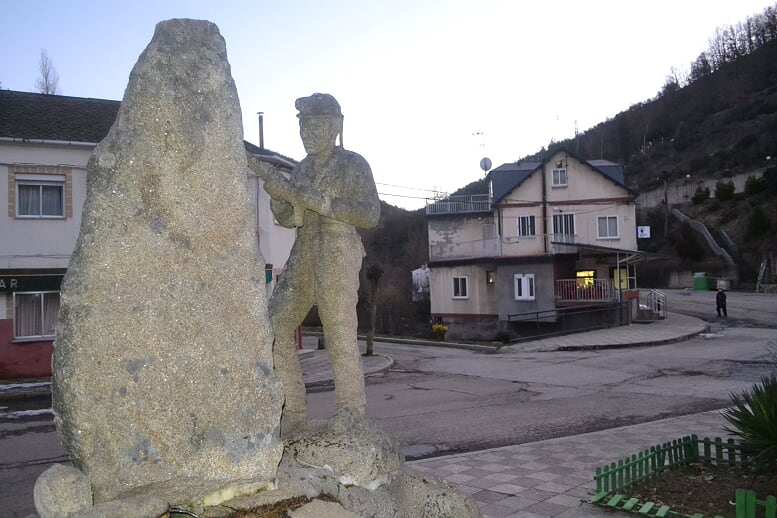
[722,374,777,475]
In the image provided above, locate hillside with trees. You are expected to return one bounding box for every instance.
[347,4,777,336]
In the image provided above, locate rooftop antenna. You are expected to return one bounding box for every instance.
[257,112,265,149]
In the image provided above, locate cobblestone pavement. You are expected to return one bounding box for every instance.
[410,410,732,518]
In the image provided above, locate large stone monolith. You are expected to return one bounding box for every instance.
[49,18,283,506]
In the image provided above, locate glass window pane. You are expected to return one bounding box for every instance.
[41,185,64,216]
[15,293,42,337]
[18,185,40,215]
[43,293,61,336]
[598,217,607,237]
[608,217,618,236]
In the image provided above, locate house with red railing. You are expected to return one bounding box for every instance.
[425,149,658,341]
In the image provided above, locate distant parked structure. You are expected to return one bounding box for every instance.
[411,264,430,302]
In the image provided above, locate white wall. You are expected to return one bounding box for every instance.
[1,142,92,269]
[247,173,295,272]
[430,264,498,316]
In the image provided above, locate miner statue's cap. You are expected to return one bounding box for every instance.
[296,93,343,119]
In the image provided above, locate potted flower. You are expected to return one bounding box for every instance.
[432,323,448,340]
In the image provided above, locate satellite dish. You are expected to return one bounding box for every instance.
[480,157,492,173]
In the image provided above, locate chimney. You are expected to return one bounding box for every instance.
[257,112,265,149]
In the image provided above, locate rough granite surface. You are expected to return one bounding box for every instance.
[51,18,282,504]
[286,417,403,488]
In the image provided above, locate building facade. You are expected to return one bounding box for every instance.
[426,150,643,341]
[0,90,294,378]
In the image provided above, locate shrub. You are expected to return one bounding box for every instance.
[691,186,710,204]
[722,374,777,475]
[714,180,735,201]
[745,175,767,196]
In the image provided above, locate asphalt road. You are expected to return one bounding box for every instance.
[661,288,777,328]
[308,325,775,458]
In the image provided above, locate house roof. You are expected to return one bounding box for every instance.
[488,161,541,203]
[586,159,625,185]
[0,89,295,166]
[488,150,633,204]
[0,90,120,143]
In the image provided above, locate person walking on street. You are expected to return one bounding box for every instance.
[716,288,727,317]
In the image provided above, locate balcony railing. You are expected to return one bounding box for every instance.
[425,194,491,216]
[555,279,615,303]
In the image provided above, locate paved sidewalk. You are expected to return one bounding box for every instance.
[299,347,393,387]
[409,410,732,518]
[512,312,708,352]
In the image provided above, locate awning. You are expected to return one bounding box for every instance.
[549,241,664,265]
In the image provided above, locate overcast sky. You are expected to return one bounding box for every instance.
[2,0,773,209]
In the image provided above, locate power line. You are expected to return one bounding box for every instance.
[375,182,443,194]
[377,191,432,200]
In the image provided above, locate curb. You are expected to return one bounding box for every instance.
[302,353,395,389]
[303,331,500,354]
[557,325,710,351]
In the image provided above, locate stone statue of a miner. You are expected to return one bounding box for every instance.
[248,93,380,436]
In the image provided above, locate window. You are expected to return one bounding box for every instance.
[552,213,575,236]
[597,216,619,239]
[16,174,65,218]
[552,168,567,187]
[486,271,495,285]
[516,215,536,237]
[452,276,468,299]
[13,291,60,340]
[514,274,535,300]
[576,270,595,287]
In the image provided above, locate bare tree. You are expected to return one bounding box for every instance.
[35,49,60,95]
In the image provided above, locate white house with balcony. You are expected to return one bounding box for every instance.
[0,90,295,378]
[426,149,648,341]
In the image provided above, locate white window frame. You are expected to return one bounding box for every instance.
[552,213,575,236]
[551,168,567,187]
[514,274,535,301]
[516,215,536,237]
[452,276,469,299]
[13,290,61,341]
[15,174,65,218]
[597,215,619,239]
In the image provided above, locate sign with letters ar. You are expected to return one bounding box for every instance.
[0,275,63,292]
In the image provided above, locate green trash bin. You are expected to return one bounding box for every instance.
[693,272,710,291]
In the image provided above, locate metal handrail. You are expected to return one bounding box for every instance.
[645,289,667,319]
[506,302,627,343]
[425,194,491,215]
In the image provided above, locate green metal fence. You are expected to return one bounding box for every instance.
[591,435,776,518]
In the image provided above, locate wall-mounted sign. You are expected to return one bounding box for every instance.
[637,226,651,239]
[0,275,64,292]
